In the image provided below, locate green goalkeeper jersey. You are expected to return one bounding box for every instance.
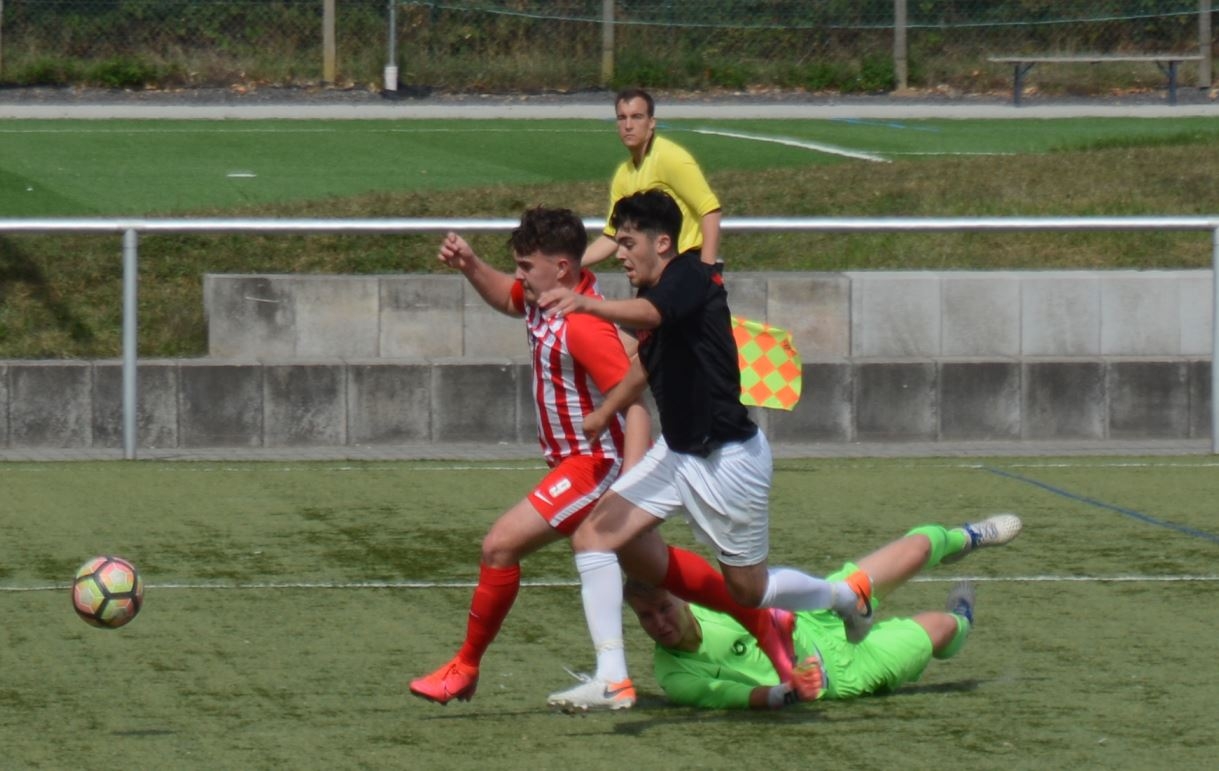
[652,604,780,710]
[652,599,935,709]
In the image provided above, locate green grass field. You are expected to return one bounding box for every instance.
[2,115,1218,358]
[4,117,1219,216]
[3,458,1217,769]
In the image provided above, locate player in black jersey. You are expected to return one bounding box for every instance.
[539,190,873,711]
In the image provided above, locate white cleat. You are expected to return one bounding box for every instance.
[547,670,636,712]
[943,513,1022,563]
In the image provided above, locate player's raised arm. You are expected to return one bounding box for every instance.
[698,210,722,266]
[436,231,520,317]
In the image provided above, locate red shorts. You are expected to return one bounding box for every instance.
[529,455,621,536]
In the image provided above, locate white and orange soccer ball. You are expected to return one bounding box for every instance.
[71,556,144,629]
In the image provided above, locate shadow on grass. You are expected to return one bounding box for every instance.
[879,678,982,697]
[408,679,983,733]
[0,237,95,347]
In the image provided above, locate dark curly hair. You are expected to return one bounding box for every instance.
[610,189,682,245]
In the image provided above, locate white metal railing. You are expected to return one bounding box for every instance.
[1,216,1216,458]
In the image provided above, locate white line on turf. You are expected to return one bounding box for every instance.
[686,127,890,163]
[7,574,1218,592]
[772,461,1219,471]
[0,464,547,473]
[0,127,605,134]
[4,461,1215,474]
[886,151,1016,156]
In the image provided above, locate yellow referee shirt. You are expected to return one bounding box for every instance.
[604,134,721,255]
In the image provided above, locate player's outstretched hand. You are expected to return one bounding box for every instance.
[437,232,476,272]
[790,654,826,702]
[537,286,586,318]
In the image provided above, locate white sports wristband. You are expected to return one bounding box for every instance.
[767,683,797,709]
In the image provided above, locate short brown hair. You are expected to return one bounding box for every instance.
[623,578,668,604]
[507,206,587,259]
[615,87,655,116]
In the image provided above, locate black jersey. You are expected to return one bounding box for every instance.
[637,252,757,456]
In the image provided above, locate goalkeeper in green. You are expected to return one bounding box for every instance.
[624,514,1022,710]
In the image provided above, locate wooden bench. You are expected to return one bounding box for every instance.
[988,54,1204,106]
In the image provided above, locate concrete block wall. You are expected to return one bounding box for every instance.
[847,270,1209,357]
[0,357,1210,450]
[0,358,537,449]
[0,270,1209,451]
[204,269,1212,360]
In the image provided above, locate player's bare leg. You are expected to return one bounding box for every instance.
[914,581,978,661]
[411,499,564,705]
[859,515,1023,601]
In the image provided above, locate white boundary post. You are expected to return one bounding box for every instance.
[1213,226,1218,453]
[384,0,398,92]
[122,229,139,460]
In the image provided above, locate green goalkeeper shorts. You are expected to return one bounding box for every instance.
[793,561,934,700]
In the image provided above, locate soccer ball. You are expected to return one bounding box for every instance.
[71,556,144,629]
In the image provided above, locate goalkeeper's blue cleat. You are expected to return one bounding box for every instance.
[946,581,977,624]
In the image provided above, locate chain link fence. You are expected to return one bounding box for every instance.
[0,0,386,86]
[0,0,1210,92]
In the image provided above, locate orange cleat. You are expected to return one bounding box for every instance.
[838,569,874,644]
[409,658,480,705]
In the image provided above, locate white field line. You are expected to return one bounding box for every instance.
[0,464,548,473]
[7,574,1218,593]
[774,461,1219,471]
[4,461,1215,475]
[686,127,890,163]
[0,127,603,134]
[886,151,1016,156]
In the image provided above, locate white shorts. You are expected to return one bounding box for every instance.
[610,430,773,567]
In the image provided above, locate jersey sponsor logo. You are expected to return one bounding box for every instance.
[548,477,573,498]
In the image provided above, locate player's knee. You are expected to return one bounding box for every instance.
[569,525,601,553]
[480,533,520,567]
[724,576,765,608]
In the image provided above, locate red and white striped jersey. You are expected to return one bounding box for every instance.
[510,270,629,465]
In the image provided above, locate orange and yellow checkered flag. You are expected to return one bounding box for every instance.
[732,316,802,411]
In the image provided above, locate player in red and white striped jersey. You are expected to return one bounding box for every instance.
[413,206,807,709]
[411,206,650,705]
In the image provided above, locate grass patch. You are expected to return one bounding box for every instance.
[2,458,1218,769]
[0,119,1216,358]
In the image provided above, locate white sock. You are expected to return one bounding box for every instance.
[760,567,858,614]
[574,550,629,683]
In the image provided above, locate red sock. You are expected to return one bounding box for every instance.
[456,563,520,668]
[659,546,769,643]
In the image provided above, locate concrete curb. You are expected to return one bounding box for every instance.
[0,438,1209,462]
